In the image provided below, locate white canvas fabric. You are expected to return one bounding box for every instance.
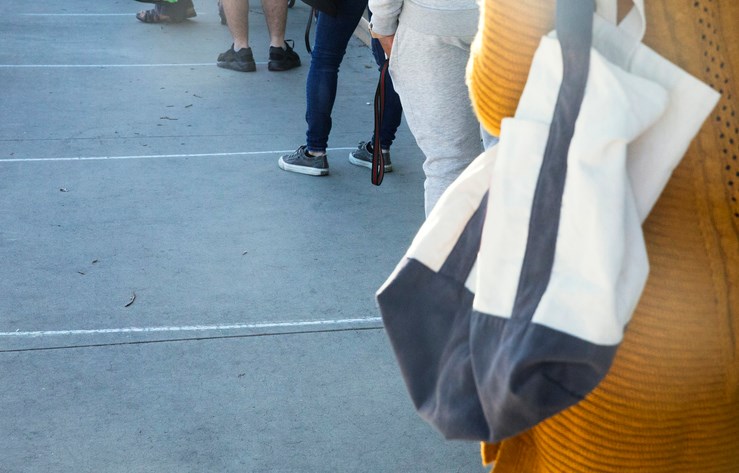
[400,146,497,276]
[376,0,720,444]
[473,35,667,344]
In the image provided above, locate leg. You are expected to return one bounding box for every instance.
[217,0,256,72]
[261,0,288,48]
[222,0,250,49]
[347,36,401,172]
[389,26,483,215]
[136,0,196,23]
[305,0,368,153]
[218,0,227,25]
[279,0,365,175]
[263,0,301,71]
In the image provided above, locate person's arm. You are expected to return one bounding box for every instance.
[367,0,403,56]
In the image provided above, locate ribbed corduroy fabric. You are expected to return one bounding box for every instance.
[469,0,739,471]
[467,0,555,137]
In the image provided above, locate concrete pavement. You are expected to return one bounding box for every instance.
[0,1,486,471]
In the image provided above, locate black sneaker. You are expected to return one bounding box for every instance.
[268,40,301,71]
[217,45,256,72]
[349,141,392,172]
[278,146,329,176]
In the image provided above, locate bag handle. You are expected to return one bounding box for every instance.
[371,60,389,186]
[510,0,595,321]
[438,0,594,286]
[587,0,644,74]
[618,0,645,40]
[594,0,645,38]
[304,8,316,53]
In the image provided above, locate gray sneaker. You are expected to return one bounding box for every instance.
[348,141,392,172]
[278,146,329,176]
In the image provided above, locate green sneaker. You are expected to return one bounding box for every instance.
[278,146,329,176]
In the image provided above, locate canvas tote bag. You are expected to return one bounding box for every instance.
[377,0,719,444]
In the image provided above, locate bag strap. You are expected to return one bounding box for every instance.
[593,0,645,41]
[510,0,594,321]
[304,8,316,53]
[371,59,389,186]
[436,0,594,285]
[618,0,645,40]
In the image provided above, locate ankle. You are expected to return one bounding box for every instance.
[270,40,286,50]
[306,149,326,157]
[366,142,389,153]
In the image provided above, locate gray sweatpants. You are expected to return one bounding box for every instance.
[388,23,483,215]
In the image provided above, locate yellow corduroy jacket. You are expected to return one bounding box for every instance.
[467,0,739,471]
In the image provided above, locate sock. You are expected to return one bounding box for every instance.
[306,149,325,157]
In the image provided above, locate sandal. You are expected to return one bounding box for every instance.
[136,0,196,23]
[136,8,173,23]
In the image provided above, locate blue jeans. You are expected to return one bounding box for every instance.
[481,126,499,150]
[305,4,403,153]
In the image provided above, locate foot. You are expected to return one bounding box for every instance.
[278,146,329,176]
[217,45,256,72]
[268,40,301,71]
[136,8,174,23]
[136,1,195,23]
[348,141,392,172]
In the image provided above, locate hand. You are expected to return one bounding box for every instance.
[377,34,395,58]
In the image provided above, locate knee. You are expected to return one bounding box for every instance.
[310,47,346,70]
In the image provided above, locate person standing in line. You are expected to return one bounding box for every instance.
[465,0,739,471]
[367,0,482,215]
[278,4,403,176]
[217,0,301,73]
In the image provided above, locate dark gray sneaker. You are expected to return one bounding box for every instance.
[217,45,256,72]
[348,141,392,172]
[278,146,329,176]
[268,40,301,71]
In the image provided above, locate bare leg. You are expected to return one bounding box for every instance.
[223,0,250,50]
[261,0,287,48]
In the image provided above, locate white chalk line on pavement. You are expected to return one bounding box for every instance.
[0,148,356,163]
[20,13,217,17]
[0,63,246,68]
[21,13,137,16]
[0,317,383,338]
